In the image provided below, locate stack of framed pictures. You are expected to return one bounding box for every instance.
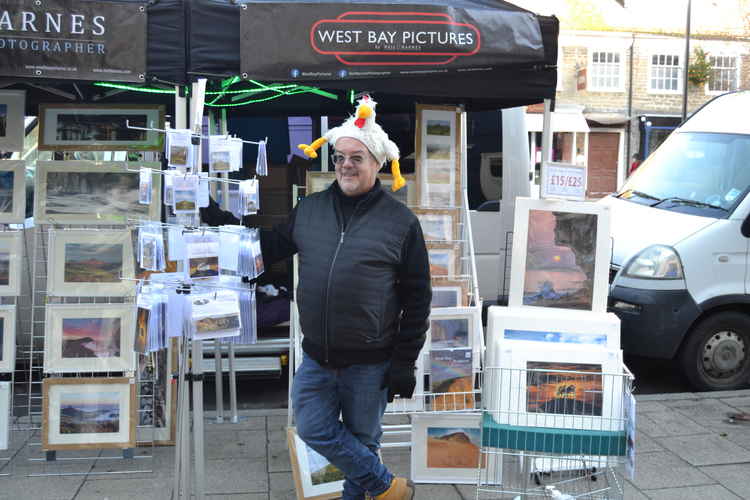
[415,104,462,209]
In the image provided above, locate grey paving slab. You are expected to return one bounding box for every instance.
[627,451,715,490]
[636,393,699,402]
[266,415,291,431]
[381,447,411,478]
[703,426,750,451]
[204,429,267,460]
[669,399,738,422]
[268,429,286,444]
[720,396,750,409]
[413,484,463,499]
[1,475,85,500]
[204,458,268,495]
[267,437,292,473]
[623,480,649,500]
[74,477,172,500]
[701,463,750,498]
[635,401,670,413]
[635,430,664,453]
[454,483,479,500]
[636,409,709,438]
[643,484,741,500]
[204,495,268,500]
[693,389,750,399]
[268,472,296,500]
[204,415,267,431]
[657,434,750,466]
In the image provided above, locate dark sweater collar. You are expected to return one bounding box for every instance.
[331,178,382,206]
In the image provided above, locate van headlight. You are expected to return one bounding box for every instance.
[623,245,684,279]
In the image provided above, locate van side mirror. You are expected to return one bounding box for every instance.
[742,214,750,237]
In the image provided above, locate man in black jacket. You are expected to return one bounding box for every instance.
[201,99,430,500]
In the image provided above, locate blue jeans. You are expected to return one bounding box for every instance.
[292,353,393,500]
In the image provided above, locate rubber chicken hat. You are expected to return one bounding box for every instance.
[297,96,406,192]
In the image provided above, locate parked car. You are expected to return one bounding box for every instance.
[604,90,750,391]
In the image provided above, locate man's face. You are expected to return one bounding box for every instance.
[333,137,381,197]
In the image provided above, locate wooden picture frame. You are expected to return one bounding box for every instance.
[508,197,611,313]
[43,303,136,374]
[287,427,345,500]
[305,171,417,206]
[415,104,462,208]
[0,161,27,223]
[38,103,165,151]
[34,161,161,225]
[0,90,25,152]
[426,241,461,278]
[42,377,136,451]
[0,231,23,296]
[47,229,136,297]
[0,306,16,373]
[430,279,469,308]
[413,208,459,241]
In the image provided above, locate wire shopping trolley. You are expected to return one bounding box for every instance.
[476,361,635,499]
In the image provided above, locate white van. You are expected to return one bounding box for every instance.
[603,90,750,391]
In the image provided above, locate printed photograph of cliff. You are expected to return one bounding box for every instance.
[426,426,481,469]
[523,209,597,310]
[526,361,603,416]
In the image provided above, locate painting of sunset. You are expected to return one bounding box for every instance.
[64,243,123,283]
[59,391,120,434]
[61,317,121,359]
[526,362,603,416]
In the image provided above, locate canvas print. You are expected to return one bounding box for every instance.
[64,243,123,284]
[523,210,597,310]
[426,425,481,469]
[526,361,603,416]
[430,317,470,349]
[43,378,135,451]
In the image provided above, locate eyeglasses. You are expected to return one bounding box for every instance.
[331,152,367,167]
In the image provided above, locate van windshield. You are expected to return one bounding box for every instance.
[618,132,750,217]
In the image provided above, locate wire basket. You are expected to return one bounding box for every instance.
[476,363,634,499]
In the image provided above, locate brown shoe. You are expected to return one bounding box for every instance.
[374,477,415,500]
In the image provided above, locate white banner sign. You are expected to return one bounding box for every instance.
[541,161,587,200]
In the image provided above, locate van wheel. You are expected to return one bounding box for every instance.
[679,311,750,391]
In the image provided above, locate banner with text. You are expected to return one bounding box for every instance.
[240,3,545,81]
[0,0,147,82]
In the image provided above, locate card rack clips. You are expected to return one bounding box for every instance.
[125,120,267,147]
[22,223,155,478]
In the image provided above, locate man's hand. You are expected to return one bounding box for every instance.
[383,362,417,403]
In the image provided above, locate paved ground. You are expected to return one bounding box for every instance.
[2,390,750,499]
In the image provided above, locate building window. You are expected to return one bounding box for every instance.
[649,54,681,92]
[589,50,623,91]
[708,55,738,93]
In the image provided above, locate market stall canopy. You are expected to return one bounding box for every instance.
[189,0,558,113]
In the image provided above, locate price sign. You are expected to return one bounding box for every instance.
[541,161,587,200]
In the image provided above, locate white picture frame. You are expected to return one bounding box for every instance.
[0,231,23,296]
[42,377,136,451]
[494,343,623,431]
[428,306,482,374]
[0,90,25,152]
[414,208,459,241]
[287,427,344,500]
[43,303,136,374]
[34,161,161,225]
[0,305,16,373]
[0,382,9,450]
[416,104,462,208]
[508,197,611,313]
[47,229,136,297]
[0,160,26,223]
[410,413,485,484]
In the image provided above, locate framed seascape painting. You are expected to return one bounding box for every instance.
[427,242,461,278]
[305,171,417,206]
[38,104,165,151]
[431,279,469,308]
[0,382,9,450]
[415,104,462,208]
[410,413,485,484]
[0,161,26,223]
[414,208,459,242]
[0,305,16,373]
[136,338,178,445]
[0,231,23,296]
[47,229,136,297]
[0,90,25,152]
[287,427,344,500]
[495,343,623,431]
[43,304,136,374]
[34,161,161,225]
[42,377,136,451]
[508,198,611,313]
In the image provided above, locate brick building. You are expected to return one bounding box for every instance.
[517,0,750,197]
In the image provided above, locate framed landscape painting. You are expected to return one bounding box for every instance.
[43,304,136,374]
[431,280,469,308]
[426,242,461,278]
[0,305,16,373]
[42,377,136,451]
[0,231,23,296]
[411,413,484,484]
[415,104,462,208]
[38,104,165,151]
[287,427,344,500]
[508,198,611,313]
[35,161,161,225]
[0,90,25,152]
[414,208,459,241]
[47,229,136,297]
[0,161,26,223]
